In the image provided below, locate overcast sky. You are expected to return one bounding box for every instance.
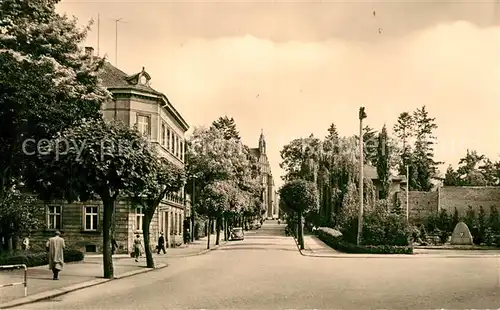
[57,0,500,187]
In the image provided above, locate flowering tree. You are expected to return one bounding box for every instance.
[34,119,155,279]
[128,158,185,268]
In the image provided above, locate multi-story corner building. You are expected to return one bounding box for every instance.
[29,47,189,254]
[249,131,276,219]
[99,48,189,249]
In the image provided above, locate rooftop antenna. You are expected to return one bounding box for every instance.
[97,13,100,56]
[112,17,128,67]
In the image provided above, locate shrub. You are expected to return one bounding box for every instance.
[0,249,84,267]
[317,227,413,254]
[339,202,412,246]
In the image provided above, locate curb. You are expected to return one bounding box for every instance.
[292,235,307,257]
[292,236,500,259]
[0,263,168,309]
[169,241,229,258]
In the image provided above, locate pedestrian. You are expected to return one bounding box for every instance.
[111,238,118,255]
[157,232,166,254]
[133,234,142,262]
[185,228,191,243]
[46,231,65,280]
[22,235,30,252]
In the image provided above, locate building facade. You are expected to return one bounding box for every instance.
[249,131,277,219]
[29,47,189,253]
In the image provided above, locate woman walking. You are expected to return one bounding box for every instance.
[132,234,142,262]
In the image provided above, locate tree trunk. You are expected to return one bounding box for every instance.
[102,198,115,279]
[223,217,227,241]
[206,218,211,249]
[215,217,221,246]
[191,211,196,241]
[298,210,304,250]
[142,209,155,269]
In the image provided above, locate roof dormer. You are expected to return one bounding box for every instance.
[126,67,151,87]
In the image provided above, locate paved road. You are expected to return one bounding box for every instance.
[20,221,500,309]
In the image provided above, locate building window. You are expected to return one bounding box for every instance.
[47,206,62,230]
[167,128,171,149]
[84,206,98,231]
[173,135,177,155]
[170,131,175,153]
[161,123,166,146]
[178,214,182,234]
[174,213,178,234]
[170,212,174,234]
[137,115,150,137]
[175,136,181,158]
[136,206,144,231]
[180,141,184,162]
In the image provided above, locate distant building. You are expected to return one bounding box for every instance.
[363,165,407,199]
[249,131,276,219]
[29,47,189,254]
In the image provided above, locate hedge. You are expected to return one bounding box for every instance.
[317,227,413,254]
[0,249,84,267]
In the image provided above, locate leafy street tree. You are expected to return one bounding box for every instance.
[211,116,241,140]
[33,119,155,279]
[186,126,261,247]
[376,125,391,199]
[0,0,109,247]
[197,180,235,248]
[279,179,319,249]
[129,158,185,268]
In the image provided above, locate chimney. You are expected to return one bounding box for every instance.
[85,46,94,59]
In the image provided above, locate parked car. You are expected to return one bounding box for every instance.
[230,227,244,241]
[250,221,261,230]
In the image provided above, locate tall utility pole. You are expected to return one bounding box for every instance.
[357,107,367,246]
[406,165,409,220]
[114,18,123,67]
[191,178,196,242]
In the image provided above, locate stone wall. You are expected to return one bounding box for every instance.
[399,190,438,223]
[439,186,500,216]
[398,186,500,222]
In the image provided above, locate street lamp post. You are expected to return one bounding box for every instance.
[357,107,367,246]
[406,165,409,221]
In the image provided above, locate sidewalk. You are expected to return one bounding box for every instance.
[295,235,343,257]
[0,232,227,308]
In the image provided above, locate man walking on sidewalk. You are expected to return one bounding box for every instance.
[157,232,166,254]
[46,231,65,280]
